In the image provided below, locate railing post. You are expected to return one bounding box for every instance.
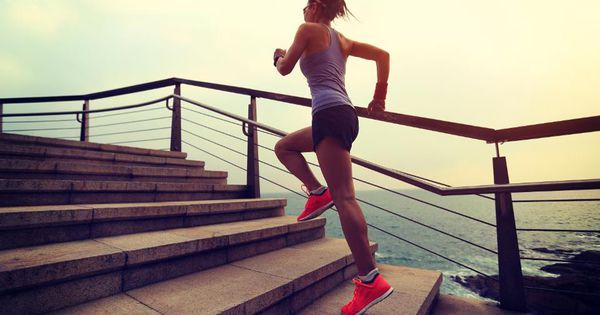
[0,103,3,133]
[170,84,182,152]
[493,155,527,312]
[246,96,260,198]
[80,100,89,142]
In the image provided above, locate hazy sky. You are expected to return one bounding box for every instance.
[1,0,598,193]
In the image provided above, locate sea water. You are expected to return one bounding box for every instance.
[264,189,600,300]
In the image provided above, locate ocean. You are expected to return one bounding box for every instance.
[263,189,600,301]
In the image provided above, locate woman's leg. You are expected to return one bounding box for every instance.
[315,137,376,275]
[274,127,322,191]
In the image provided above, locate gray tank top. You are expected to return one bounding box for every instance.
[300,26,353,116]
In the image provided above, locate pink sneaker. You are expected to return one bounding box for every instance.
[297,186,334,221]
[341,275,394,315]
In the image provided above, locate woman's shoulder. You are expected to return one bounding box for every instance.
[296,22,326,33]
[294,23,329,44]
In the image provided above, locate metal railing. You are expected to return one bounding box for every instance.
[1,77,599,312]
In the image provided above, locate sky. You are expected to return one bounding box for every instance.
[0,0,599,193]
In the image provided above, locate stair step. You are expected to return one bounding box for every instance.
[0,158,226,183]
[0,198,287,249]
[0,143,204,170]
[0,217,328,314]
[0,132,187,159]
[298,264,443,315]
[0,179,248,206]
[47,238,378,315]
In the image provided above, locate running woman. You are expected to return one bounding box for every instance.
[273,1,393,314]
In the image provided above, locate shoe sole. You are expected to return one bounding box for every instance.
[352,287,394,315]
[297,200,334,221]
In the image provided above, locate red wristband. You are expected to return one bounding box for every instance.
[373,82,388,100]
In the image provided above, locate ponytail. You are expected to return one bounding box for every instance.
[310,0,355,21]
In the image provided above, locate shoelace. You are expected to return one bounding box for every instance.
[349,278,370,306]
[350,279,360,306]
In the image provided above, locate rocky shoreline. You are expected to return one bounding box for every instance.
[451,250,600,315]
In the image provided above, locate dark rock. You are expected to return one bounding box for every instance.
[452,250,600,315]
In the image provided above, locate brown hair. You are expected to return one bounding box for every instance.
[310,0,355,21]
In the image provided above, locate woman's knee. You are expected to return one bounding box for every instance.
[274,139,287,158]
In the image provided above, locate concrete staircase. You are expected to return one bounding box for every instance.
[0,133,442,314]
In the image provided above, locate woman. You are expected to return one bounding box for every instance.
[273,1,393,314]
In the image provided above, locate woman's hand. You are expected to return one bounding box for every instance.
[368,99,385,114]
[273,48,286,60]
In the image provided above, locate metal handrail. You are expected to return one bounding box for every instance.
[175,94,600,195]
[2,77,599,143]
[0,78,175,104]
[0,96,171,117]
[2,82,598,310]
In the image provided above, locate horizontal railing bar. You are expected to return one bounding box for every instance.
[493,116,600,143]
[517,228,600,233]
[175,78,312,107]
[176,95,600,195]
[0,96,172,117]
[0,78,176,104]
[1,118,74,123]
[441,179,600,195]
[354,107,496,141]
[513,198,600,203]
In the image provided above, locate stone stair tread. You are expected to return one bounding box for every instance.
[0,133,187,159]
[0,178,246,193]
[0,240,126,293]
[0,216,325,292]
[50,238,374,315]
[0,198,286,229]
[0,143,204,168]
[47,294,161,315]
[298,264,443,315]
[0,158,226,179]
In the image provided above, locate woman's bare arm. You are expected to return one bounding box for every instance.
[347,40,390,112]
[349,41,390,84]
[274,24,312,76]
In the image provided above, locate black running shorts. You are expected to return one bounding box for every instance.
[312,105,359,152]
